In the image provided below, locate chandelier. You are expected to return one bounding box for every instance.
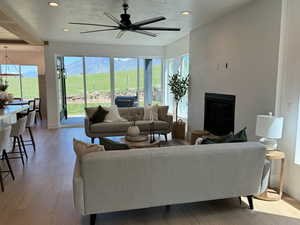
[0,46,20,77]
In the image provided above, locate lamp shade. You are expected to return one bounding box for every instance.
[256,114,284,139]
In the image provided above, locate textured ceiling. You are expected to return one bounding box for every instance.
[0,0,252,46]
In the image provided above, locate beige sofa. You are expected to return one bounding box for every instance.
[84,106,173,143]
[73,142,270,225]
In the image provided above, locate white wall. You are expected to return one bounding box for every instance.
[276,0,300,200]
[164,35,189,59]
[189,0,282,140]
[45,41,164,129]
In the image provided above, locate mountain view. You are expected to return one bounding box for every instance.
[64,57,161,75]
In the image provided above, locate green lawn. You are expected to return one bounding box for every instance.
[5,66,163,116]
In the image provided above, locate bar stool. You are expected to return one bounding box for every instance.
[0,126,15,192]
[7,116,28,166]
[24,110,36,152]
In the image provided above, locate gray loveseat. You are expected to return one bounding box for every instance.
[73,142,270,225]
[84,106,173,142]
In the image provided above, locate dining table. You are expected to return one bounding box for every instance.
[5,100,30,106]
[0,105,29,130]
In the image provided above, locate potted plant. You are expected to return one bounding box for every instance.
[168,73,190,139]
[0,78,8,92]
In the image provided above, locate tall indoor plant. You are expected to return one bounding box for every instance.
[168,72,190,139]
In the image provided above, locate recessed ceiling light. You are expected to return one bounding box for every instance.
[181,11,191,16]
[48,1,59,7]
[63,28,69,32]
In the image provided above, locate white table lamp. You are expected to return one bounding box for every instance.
[256,112,284,150]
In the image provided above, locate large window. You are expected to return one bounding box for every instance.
[152,58,162,105]
[59,56,163,121]
[85,57,111,108]
[295,97,300,165]
[164,55,189,119]
[114,58,138,98]
[0,64,39,99]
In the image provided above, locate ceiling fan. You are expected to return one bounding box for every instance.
[70,0,181,38]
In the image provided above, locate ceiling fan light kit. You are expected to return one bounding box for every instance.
[70,1,180,38]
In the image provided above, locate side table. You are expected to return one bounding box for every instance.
[255,150,285,201]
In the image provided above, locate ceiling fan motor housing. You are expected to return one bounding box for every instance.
[120,13,132,27]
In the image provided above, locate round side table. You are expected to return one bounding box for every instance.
[255,150,285,201]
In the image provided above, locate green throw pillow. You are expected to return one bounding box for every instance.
[99,137,130,151]
[201,127,248,145]
[90,106,108,124]
[201,133,233,145]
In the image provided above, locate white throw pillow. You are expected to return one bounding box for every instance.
[143,104,159,121]
[195,137,204,145]
[104,105,127,122]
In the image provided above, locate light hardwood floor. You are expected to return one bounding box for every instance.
[1,127,300,225]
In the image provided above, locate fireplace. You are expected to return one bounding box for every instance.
[204,93,236,136]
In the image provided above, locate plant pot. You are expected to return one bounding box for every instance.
[172,120,186,140]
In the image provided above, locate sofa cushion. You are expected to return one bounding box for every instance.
[90,122,132,133]
[144,104,159,121]
[119,107,144,121]
[99,137,130,151]
[135,120,169,131]
[158,106,169,121]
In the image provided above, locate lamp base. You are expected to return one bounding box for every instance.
[259,138,278,151]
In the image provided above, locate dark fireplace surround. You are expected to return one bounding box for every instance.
[204,93,236,136]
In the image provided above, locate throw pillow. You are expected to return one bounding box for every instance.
[90,106,109,124]
[73,138,105,159]
[158,105,169,121]
[201,133,234,145]
[99,137,130,151]
[104,105,128,122]
[201,127,248,145]
[228,127,248,143]
[144,104,159,121]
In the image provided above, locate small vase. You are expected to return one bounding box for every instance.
[127,126,140,137]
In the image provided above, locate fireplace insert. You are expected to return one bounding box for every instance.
[204,93,236,136]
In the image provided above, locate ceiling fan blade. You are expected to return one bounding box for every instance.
[116,31,126,39]
[80,28,119,34]
[130,30,157,37]
[131,16,166,27]
[104,12,124,26]
[69,22,118,28]
[136,27,181,31]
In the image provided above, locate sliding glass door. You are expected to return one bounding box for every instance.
[58,56,163,123]
[64,57,85,117]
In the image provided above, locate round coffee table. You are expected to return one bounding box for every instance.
[121,137,161,149]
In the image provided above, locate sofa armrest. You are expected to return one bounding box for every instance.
[73,160,85,215]
[258,159,271,194]
[166,114,173,131]
[84,118,92,137]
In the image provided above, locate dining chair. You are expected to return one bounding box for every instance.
[0,126,15,192]
[6,116,28,166]
[34,98,42,123]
